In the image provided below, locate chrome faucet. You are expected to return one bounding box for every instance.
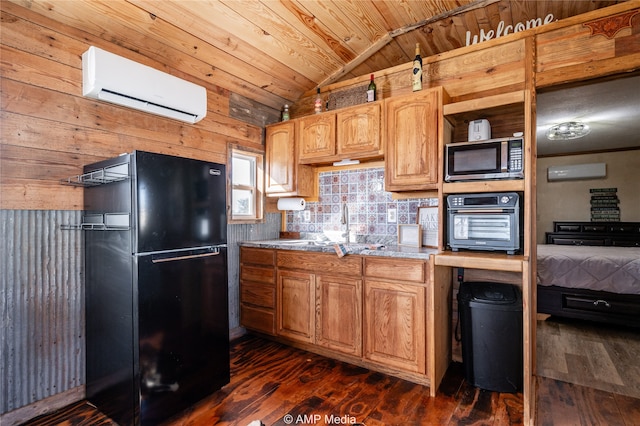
[341,202,350,244]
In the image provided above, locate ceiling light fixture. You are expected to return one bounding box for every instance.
[546,121,591,140]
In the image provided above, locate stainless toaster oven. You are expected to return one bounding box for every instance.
[447,192,523,255]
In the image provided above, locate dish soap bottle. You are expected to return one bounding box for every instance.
[314,88,322,114]
[412,43,422,92]
[366,74,376,102]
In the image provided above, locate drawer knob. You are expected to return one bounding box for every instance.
[593,299,611,308]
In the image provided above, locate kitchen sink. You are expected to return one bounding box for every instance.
[267,240,385,252]
[282,240,335,246]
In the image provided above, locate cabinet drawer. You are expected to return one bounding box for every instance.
[241,265,275,284]
[241,304,276,335]
[564,294,640,316]
[364,257,426,283]
[277,251,362,275]
[241,281,276,308]
[241,247,275,266]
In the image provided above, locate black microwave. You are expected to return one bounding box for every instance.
[445,137,524,182]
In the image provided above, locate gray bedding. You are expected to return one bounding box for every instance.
[537,244,640,295]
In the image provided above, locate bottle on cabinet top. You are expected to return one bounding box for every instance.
[366,74,376,102]
[314,88,322,114]
[412,43,423,92]
[282,104,290,121]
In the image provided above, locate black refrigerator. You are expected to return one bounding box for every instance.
[84,151,230,425]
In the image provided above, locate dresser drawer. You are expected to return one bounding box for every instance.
[564,294,640,316]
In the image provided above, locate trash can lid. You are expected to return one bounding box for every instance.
[469,281,519,304]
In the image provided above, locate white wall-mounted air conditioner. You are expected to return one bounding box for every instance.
[82,46,207,123]
[547,163,607,181]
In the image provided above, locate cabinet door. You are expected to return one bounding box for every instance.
[277,270,315,343]
[316,275,362,356]
[364,280,426,374]
[385,88,440,191]
[265,122,315,197]
[265,121,296,194]
[336,102,382,159]
[298,113,336,163]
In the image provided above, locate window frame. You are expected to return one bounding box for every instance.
[229,146,264,224]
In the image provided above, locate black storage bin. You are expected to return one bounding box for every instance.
[458,281,523,393]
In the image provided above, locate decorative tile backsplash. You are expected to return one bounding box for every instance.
[284,167,437,243]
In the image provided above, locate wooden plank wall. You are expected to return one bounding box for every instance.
[0,2,270,211]
[291,2,640,116]
[536,7,640,88]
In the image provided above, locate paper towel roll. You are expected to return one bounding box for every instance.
[277,197,306,211]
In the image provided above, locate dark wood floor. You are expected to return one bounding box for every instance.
[22,334,640,426]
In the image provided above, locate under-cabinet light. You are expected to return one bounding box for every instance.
[332,159,360,167]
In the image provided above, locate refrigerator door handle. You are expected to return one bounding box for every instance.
[151,247,221,264]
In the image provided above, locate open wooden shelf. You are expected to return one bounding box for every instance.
[442,179,525,194]
[434,251,526,272]
[443,90,525,116]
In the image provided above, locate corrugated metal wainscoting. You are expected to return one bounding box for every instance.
[1,210,280,421]
[226,213,280,332]
[0,210,84,417]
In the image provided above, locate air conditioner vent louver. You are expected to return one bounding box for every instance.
[82,46,206,123]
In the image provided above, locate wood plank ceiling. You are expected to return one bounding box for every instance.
[7,0,625,111]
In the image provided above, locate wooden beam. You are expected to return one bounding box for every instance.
[389,0,501,38]
[321,0,500,86]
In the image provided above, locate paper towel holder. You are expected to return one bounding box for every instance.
[277,197,306,211]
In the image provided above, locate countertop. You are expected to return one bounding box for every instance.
[239,239,439,260]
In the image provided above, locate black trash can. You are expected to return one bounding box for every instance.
[458,281,523,393]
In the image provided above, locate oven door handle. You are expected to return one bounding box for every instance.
[454,209,514,214]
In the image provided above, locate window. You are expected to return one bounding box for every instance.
[230,148,264,222]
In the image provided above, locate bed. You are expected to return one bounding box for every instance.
[536,221,640,328]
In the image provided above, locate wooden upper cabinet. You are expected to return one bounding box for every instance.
[384,88,441,192]
[298,113,336,162]
[265,121,314,197]
[298,102,383,165]
[336,102,382,159]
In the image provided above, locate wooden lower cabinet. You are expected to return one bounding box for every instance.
[242,247,436,386]
[363,257,428,374]
[277,269,315,343]
[316,275,362,356]
[240,247,277,335]
[364,280,426,374]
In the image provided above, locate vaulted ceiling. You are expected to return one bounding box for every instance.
[8,0,625,111]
